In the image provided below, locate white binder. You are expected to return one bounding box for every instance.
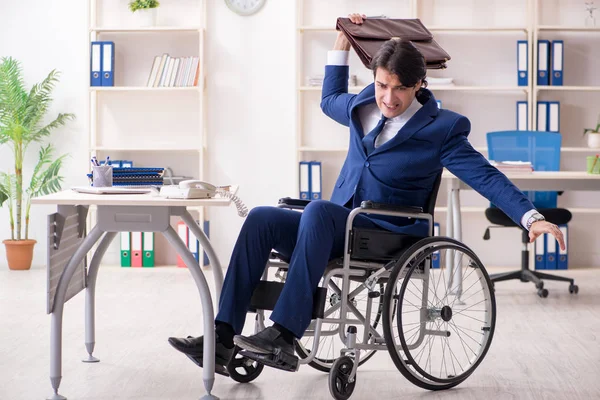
[537,102,548,131]
[548,101,560,132]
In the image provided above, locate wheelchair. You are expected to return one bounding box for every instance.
[226,174,497,400]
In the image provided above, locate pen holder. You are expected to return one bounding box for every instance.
[92,165,113,187]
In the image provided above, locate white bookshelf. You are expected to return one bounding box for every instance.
[87,0,207,266]
[295,0,600,267]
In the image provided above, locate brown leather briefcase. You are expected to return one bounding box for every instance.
[336,18,450,70]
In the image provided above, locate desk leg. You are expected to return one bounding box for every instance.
[83,231,117,363]
[48,225,104,400]
[181,210,224,304]
[162,226,218,400]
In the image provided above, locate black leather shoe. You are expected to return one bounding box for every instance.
[168,335,234,376]
[233,326,295,356]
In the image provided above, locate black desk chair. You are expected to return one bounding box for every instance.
[484,131,578,297]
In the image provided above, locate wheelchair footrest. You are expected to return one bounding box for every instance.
[239,349,299,372]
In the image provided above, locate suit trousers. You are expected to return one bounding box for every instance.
[215,200,380,338]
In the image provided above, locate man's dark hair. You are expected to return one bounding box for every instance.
[370,40,427,88]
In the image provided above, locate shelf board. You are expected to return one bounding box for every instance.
[427,26,527,32]
[299,26,527,33]
[90,86,200,92]
[92,147,202,152]
[475,146,598,153]
[435,206,600,214]
[536,86,600,91]
[300,86,365,92]
[91,26,202,33]
[300,25,600,33]
[537,25,600,32]
[298,26,336,32]
[429,85,528,92]
[300,85,527,93]
[299,147,348,152]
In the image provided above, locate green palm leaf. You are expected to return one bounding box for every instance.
[0,57,73,240]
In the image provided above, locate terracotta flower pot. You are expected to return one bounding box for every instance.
[3,239,37,270]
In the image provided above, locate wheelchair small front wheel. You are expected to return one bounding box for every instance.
[383,237,496,391]
[226,347,265,383]
[328,356,356,400]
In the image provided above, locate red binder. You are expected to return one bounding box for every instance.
[131,231,143,267]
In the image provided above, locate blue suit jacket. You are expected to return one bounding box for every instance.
[321,65,535,236]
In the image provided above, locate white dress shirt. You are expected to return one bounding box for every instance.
[326,50,538,229]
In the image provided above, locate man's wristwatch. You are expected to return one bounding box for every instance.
[526,212,546,230]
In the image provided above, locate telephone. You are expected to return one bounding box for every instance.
[159,180,248,217]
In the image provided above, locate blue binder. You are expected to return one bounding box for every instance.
[431,223,440,269]
[551,40,564,86]
[537,40,550,86]
[517,40,528,86]
[90,41,102,87]
[203,220,210,266]
[310,161,322,200]
[101,41,115,86]
[534,233,545,270]
[516,101,528,130]
[545,233,557,270]
[557,224,568,269]
[299,161,311,200]
[548,101,560,132]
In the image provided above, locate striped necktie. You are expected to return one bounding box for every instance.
[362,115,388,155]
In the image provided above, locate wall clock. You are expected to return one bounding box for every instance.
[225,0,266,16]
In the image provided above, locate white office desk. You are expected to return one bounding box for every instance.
[32,188,239,400]
[441,171,600,295]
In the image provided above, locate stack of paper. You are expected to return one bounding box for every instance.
[490,160,534,173]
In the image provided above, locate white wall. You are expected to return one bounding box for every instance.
[0,1,598,270]
[0,0,297,270]
[204,1,297,267]
[0,0,89,266]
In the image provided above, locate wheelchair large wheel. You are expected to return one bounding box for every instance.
[295,278,389,372]
[383,237,496,391]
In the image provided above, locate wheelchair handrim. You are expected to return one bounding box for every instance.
[384,237,496,387]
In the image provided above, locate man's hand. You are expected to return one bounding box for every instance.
[529,221,566,251]
[334,13,366,51]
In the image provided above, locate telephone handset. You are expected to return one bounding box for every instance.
[178,180,217,194]
[159,180,248,217]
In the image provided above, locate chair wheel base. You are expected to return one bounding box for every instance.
[535,281,544,290]
[569,284,579,294]
[537,288,549,298]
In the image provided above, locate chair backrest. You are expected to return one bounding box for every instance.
[487,130,561,208]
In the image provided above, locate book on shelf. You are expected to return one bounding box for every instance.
[147,54,200,88]
[490,160,533,173]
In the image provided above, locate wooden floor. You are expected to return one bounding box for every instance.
[1,266,599,400]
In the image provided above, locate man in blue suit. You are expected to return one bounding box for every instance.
[169,13,565,375]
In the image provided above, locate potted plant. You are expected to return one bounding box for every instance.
[129,0,160,27]
[584,114,600,148]
[0,57,74,270]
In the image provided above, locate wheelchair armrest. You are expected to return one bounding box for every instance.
[360,200,423,214]
[278,197,311,210]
